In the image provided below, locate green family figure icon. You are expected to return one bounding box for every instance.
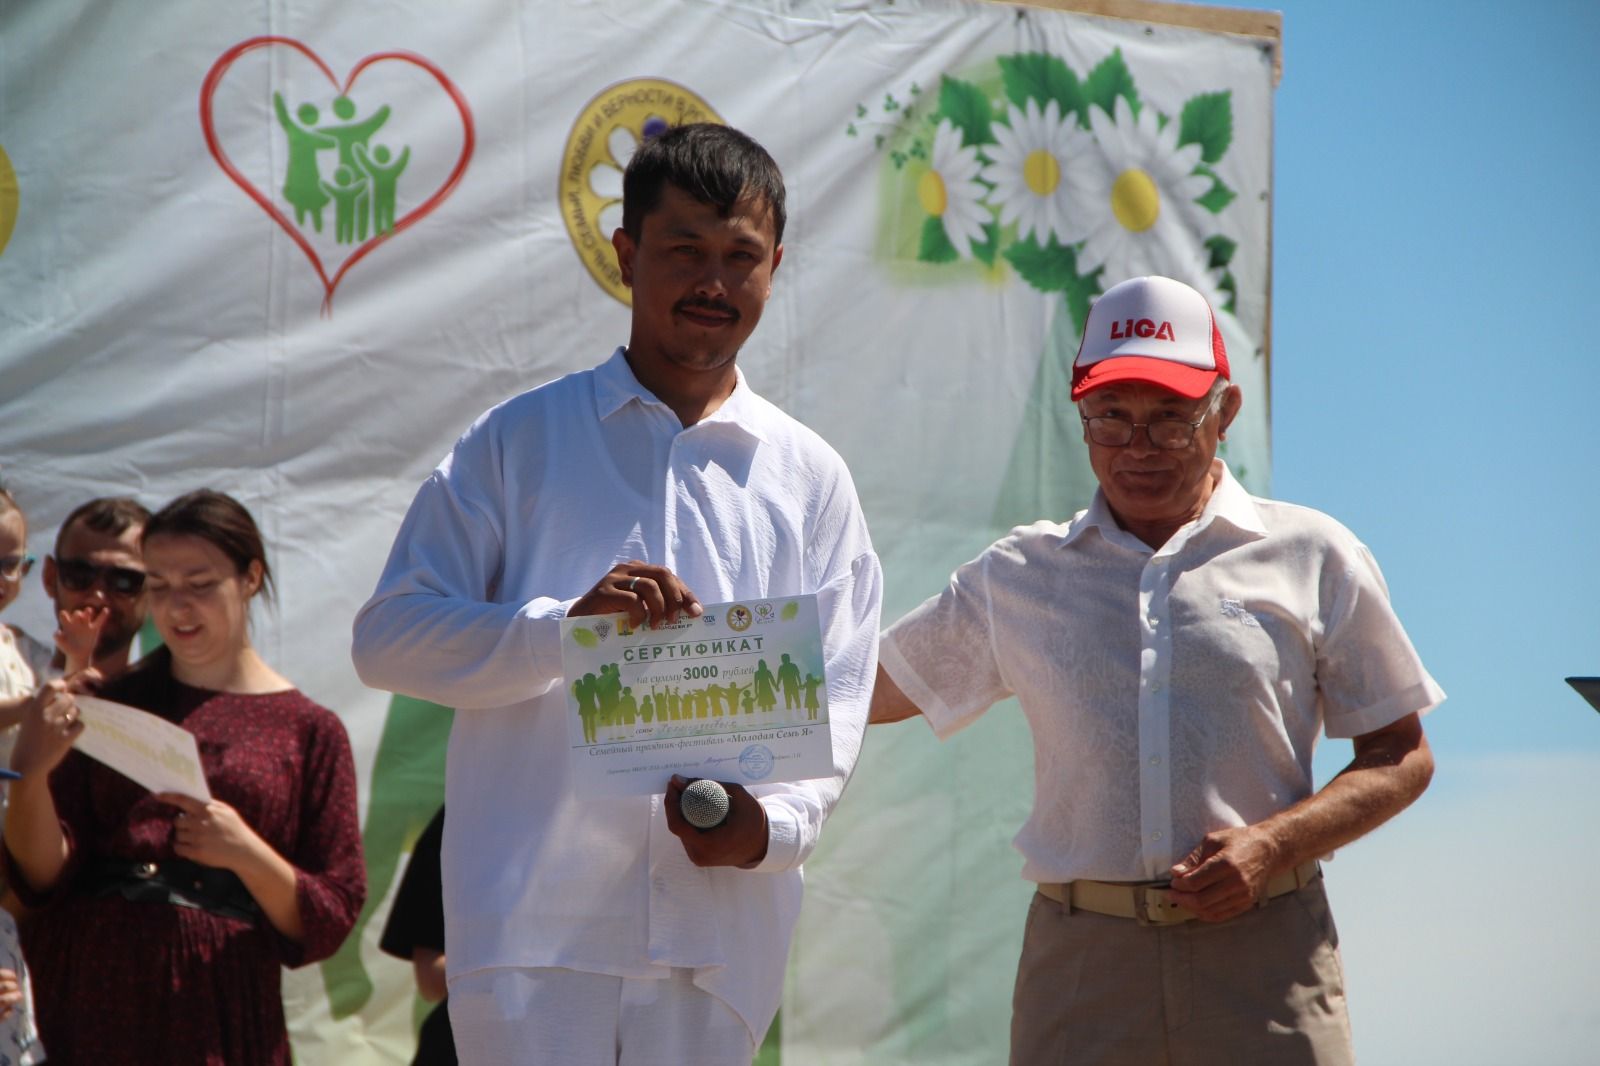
[273,91,410,243]
[572,655,824,745]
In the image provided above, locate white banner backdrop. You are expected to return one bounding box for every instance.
[0,1,1275,1061]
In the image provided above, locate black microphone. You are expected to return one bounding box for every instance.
[680,778,730,830]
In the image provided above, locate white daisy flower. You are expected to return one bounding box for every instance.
[1071,95,1215,286]
[981,97,1095,246]
[918,119,989,258]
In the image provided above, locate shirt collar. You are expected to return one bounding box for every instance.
[1060,459,1267,549]
[593,347,770,444]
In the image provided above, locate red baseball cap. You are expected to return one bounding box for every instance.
[1071,276,1229,400]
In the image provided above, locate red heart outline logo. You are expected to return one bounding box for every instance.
[200,37,475,315]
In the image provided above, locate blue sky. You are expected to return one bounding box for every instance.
[1235,0,1600,761]
[1220,2,1598,1061]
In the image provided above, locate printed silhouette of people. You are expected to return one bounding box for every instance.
[666,686,681,722]
[273,92,336,231]
[640,695,653,724]
[709,685,725,718]
[725,682,746,715]
[803,673,823,721]
[353,142,410,237]
[319,95,391,175]
[753,659,777,714]
[573,672,600,744]
[619,686,638,729]
[778,654,802,711]
[597,664,622,739]
[321,166,371,244]
[741,688,756,715]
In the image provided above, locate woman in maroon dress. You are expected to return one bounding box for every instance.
[5,490,365,1065]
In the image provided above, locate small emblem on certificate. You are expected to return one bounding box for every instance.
[560,595,832,797]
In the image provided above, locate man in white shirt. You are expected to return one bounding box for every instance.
[354,124,881,1065]
[870,276,1441,1065]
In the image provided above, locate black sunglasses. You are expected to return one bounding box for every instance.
[54,557,147,597]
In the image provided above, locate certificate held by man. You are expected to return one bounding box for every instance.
[560,595,832,797]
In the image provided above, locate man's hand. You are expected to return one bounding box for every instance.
[570,562,703,630]
[1166,825,1282,923]
[663,775,768,868]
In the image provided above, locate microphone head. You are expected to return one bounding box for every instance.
[680,778,730,830]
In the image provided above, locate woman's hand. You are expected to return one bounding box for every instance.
[0,966,20,1021]
[10,676,96,780]
[158,793,268,874]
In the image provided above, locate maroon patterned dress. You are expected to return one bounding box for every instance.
[6,655,366,1065]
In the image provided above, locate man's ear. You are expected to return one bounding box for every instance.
[42,555,57,599]
[612,228,637,287]
[1217,384,1243,440]
[766,244,784,298]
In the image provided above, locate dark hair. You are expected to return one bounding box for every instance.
[55,496,152,556]
[621,123,786,245]
[143,490,275,604]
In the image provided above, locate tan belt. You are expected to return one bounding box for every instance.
[1036,860,1321,926]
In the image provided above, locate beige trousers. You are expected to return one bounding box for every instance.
[1010,879,1355,1066]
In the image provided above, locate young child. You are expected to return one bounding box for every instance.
[0,485,102,758]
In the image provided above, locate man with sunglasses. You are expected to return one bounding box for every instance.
[869,276,1443,1065]
[42,497,152,679]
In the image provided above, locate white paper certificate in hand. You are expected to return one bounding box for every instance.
[71,695,212,802]
[560,595,833,798]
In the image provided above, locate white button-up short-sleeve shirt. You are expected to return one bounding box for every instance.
[880,461,1443,884]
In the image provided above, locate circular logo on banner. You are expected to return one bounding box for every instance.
[726,605,753,632]
[0,145,19,258]
[559,79,722,305]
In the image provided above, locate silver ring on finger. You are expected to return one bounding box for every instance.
[627,577,640,592]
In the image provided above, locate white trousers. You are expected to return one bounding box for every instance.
[448,966,756,1066]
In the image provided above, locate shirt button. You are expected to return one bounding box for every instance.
[1150,831,1163,842]
[1148,755,1161,766]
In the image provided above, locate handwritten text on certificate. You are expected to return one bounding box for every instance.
[560,595,832,797]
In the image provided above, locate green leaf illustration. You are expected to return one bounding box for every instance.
[998,52,1086,122]
[1083,49,1140,120]
[938,75,994,146]
[1218,270,1238,313]
[571,628,598,648]
[1195,167,1236,214]
[780,601,800,621]
[1003,233,1100,296]
[919,216,959,263]
[1178,91,1233,165]
[1204,234,1237,270]
[971,220,1001,266]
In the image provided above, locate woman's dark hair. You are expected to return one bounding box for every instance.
[621,123,787,245]
[143,490,275,604]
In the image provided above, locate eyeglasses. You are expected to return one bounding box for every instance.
[1080,395,1222,450]
[54,557,147,597]
[0,554,34,582]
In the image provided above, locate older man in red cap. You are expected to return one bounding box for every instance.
[870,276,1443,1065]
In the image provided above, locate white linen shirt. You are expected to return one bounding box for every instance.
[352,349,881,1040]
[880,461,1443,884]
